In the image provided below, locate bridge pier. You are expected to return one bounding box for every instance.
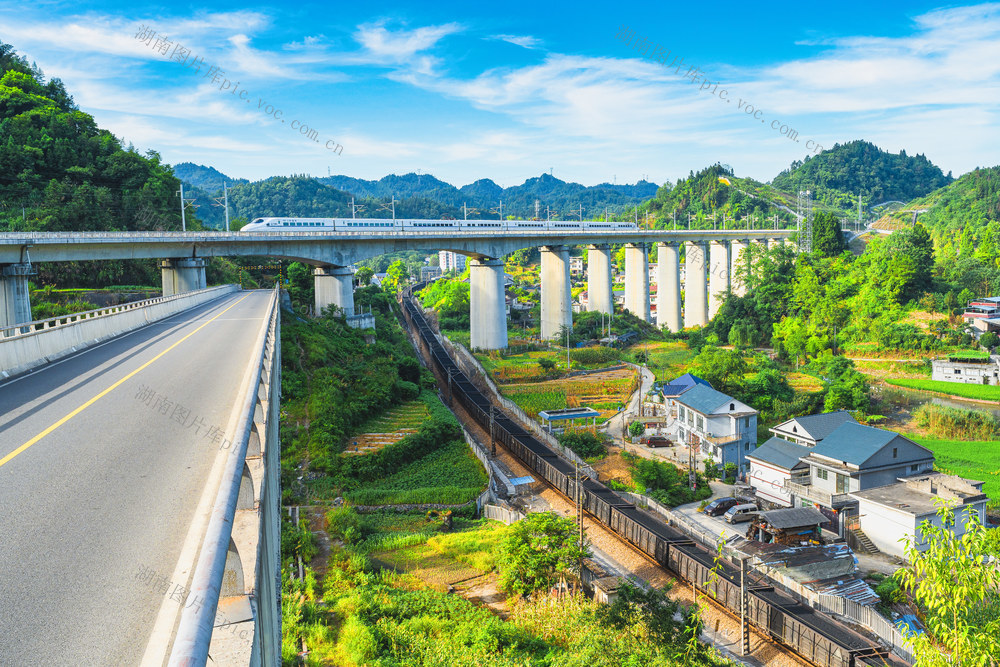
[540,245,572,341]
[624,243,650,322]
[314,265,354,317]
[656,243,681,332]
[161,258,207,297]
[469,258,508,350]
[684,241,708,328]
[586,244,613,315]
[708,241,730,318]
[730,239,748,297]
[0,263,35,328]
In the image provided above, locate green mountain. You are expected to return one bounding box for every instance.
[0,42,188,234]
[173,163,247,193]
[770,140,952,212]
[645,164,799,230]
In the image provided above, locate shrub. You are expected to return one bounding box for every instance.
[628,421,645,438]
[875,577,905,605]
[538,358,556,372]
[569,346,621,365]
[912,403,999,440]
[557,430,607,459]
[327,505,361,543]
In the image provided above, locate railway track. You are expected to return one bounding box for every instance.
[398,284,905,667]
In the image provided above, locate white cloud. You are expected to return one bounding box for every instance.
[491,34,541,49]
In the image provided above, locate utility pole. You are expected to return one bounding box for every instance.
[490,405,496,457]
[740,557,750,656]
[177,183,187,232]
[223,181,230,231]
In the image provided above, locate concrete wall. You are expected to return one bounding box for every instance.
[932,359,1000,385]
[0,285,238,380]
[749,461,794,507]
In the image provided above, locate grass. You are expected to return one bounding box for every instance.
[426,521,505,572]
[342,437,488,506]
[912,437,1000,505]
[787,372,825,392]
[501,373,636,424]
[885,377,1000,401]
[632,341,695,381]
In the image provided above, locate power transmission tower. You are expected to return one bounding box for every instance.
[797,190,813,253]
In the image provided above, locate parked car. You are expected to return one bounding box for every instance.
[640,435,670,447]
[702,497,739,517]
[723,503,760,524]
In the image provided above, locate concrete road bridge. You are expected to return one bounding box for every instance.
[0,226,794,349]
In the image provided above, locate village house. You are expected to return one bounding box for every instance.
[930,352,1000,386]
[672,383,758,473]
[769,410,857,447]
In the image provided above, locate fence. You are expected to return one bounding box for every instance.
[814,592,916,663]
[482,503,525,524]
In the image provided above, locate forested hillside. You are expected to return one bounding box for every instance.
[0,42,187,234]
[771,140,952,212]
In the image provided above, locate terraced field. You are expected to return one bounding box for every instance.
[344,400,430,455]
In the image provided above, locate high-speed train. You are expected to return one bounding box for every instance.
[241,217,639,232]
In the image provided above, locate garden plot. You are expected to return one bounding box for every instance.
[502,368,637,423]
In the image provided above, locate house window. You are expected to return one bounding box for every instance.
[745,443,751,450]
[816,468,828,481]
[954,369,961,374]
[696,415,705,431]
[911,464,919,472]
[745,417,750,428]
[893,447,898,458]
[730,403,735,411]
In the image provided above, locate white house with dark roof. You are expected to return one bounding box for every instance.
[673,383,757,473]
[769,410,856,447]
[747,437,810,508]
[850,473,989,559]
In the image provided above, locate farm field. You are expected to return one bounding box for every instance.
[787,372,824,392]
[885,378,1000,402]
[853,360,930,381]
[501,367,638,424]
[913,437,1000,507]
[344,399,429,455]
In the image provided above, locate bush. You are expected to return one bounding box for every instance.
[327,505,362,544]
[913,403,999,440]
[538,358,556,372]
[569,346,621,365]
[395,380,420,401]
[875,577,905,605]
[628,421,645,438]
[557,430,607,459]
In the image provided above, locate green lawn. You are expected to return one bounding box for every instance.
[885,377,1000,401]
[913,437,1000,505]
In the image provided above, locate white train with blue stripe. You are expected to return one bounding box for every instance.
[241,217,639,232]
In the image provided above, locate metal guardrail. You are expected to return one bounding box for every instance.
[168,284,281,667]
[0,286,231,340]
[784,480,852,506]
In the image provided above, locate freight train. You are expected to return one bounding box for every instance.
[241,217,639,232]
[399,284,896,667]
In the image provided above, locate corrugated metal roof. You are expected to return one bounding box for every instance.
[747,437,810,471]
[747,543,880,605]
[809,422,898,466]
[676,383,735,415]
[665,372,711,389]
[760,507,828,529]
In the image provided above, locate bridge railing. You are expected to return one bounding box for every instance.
[0,285,232,340]
[168,284,281,667]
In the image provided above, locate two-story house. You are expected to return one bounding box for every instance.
[674,384,758,473]
[746,437,810,508]
[787,422,935,532]
[768,410,856,446]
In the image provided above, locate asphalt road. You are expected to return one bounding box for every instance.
[0,290,273,666]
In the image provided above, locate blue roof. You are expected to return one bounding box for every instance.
[676,383,737,415]
[775,410,856,442]
[662,373,711,397]
[809,422,899,466]
[747,437,810,470]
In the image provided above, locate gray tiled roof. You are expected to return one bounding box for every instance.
[747,437,810,471]
[808,422,898,466]
[676,383,735,414]
[789,410,857,441]
[760,507,828,529]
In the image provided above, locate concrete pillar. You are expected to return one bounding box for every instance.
[656,243,681,332]
[730,239,748,297]
[624,243,650,322]
[314,265,354,317]
[708,241,730,319]
[161,258,207,297]
[540,245,572,340]
[0,263,35,328]
[469,258,508,350]
[586,244,613,315]
[683,241,708,328]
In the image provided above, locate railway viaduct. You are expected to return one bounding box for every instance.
[0,226,793,348]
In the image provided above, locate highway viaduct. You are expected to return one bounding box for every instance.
[0,227,795,349]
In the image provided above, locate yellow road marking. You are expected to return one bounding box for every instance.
[0,293,253,469]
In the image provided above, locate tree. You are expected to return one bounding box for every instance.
[895,505,1000,666]
[381,260,409,294]
[496,512,589,597]
[355,266,374,286]
[812,211,846,257]
[689,346,747,395]
[629,421,645,438]
[538,358,556,372]
[980,331,999,350]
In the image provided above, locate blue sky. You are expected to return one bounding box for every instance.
[3,1,999,191]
